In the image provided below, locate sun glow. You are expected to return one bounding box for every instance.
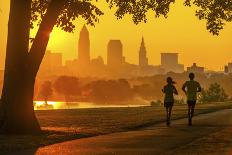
[34,101,63,110]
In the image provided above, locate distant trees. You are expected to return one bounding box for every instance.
[36,74,232,105]
[199,83,228,103]
[133,84,156,100]
[86,79,133,103]
[53,76,81,103]
[39,81,53,104]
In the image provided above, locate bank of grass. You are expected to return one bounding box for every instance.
[0,102,232,153]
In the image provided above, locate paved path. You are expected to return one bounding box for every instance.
[12,109,232,155]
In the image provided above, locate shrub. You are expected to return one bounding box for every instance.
[199,83,228,103]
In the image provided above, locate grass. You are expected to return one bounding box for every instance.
[37,102,232,134]
[1,102,232,153]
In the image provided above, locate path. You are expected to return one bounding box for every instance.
[10,109,232,155]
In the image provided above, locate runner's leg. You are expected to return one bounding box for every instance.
[191,103,195,117]
[168,106,172,125]
[190,103,195,125]
[188,104,192,126]
[166,107,169,126]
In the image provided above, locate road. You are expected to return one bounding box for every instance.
[10,109,232,155]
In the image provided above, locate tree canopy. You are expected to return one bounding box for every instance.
[185,0,232,35]
[30,0,175,33]
[29,0,232,35]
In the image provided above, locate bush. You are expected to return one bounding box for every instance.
[174,98,185,105]
[150,100,162,106]
[199,83,228,103]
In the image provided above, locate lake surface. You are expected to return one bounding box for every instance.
[34,101,150,110]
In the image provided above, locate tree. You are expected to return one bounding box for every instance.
[199,83,228,103]
[53,76,81,103]
[0,0,175,134]
[87,79,133,103]
[1,0,231,134]
[39,81,53,104]
[184,0,232,35]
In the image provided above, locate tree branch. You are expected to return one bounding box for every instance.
[28,0,67,76]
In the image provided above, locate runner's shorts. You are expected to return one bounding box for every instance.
[187,100,196,106]
[164,102,174,107]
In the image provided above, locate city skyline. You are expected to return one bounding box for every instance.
[38,26,206,78]
[1,1,232,71]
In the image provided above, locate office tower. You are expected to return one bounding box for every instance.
[161,53,184,73]
[78,25,90,65]
[139,37,148,67]
[107,40,123,68]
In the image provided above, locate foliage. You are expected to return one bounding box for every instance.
[30,0,175,33]
[198,83,228,103]
[174,98,185,105]
[150,100,162,106]
[184,0,232,35]
[31,0,104,32]
[133,84,157,100]
[39,81,53,103]
[85,79,134,103]
[53,76,81,101]
[30,0,232,35]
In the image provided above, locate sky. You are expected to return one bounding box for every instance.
[1,1,232,71]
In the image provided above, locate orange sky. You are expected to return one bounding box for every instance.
[1,1,232,71]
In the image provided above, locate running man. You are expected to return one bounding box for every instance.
[182,73,201,126]
[162,77,178,126]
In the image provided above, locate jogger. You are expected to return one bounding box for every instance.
[182,73,201,126]
[162,77,178,126]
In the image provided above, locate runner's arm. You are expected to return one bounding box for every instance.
[162,86,165,93]
[182,82,187,94]
[173,86,178,95]
[197,82,202,92]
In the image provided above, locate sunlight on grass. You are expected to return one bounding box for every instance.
[34,101,63,110]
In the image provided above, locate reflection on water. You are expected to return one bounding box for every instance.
[34,101,149,110]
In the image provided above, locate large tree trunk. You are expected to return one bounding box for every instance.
[0,0,41,134]
[0,0,65,134]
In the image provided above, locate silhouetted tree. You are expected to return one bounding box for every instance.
[53,76,81,103]
[1,0,231,134]
[133,84,156,100]
[87,79,133,103]
[0,0,175,134]
[199,83,228,103]
[39,81,53,104]
[185,0,232,35]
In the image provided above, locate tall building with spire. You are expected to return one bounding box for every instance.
[139,37,148,67]
[78,25,90,65]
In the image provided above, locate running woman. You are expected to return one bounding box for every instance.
[162,77,178,126]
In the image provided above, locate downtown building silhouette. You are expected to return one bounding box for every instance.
[78,25,90,65]
[187,63,204,73]
[38,25,187,78]
[139,37,148,67]
[160,53,184,73]
[107,40,125,69]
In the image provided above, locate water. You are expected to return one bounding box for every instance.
[34,101,149,110]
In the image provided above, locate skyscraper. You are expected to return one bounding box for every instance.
[161,53,184,73]
[78,25,90,65]
[139,37,148,67]
[107,40,123,68]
